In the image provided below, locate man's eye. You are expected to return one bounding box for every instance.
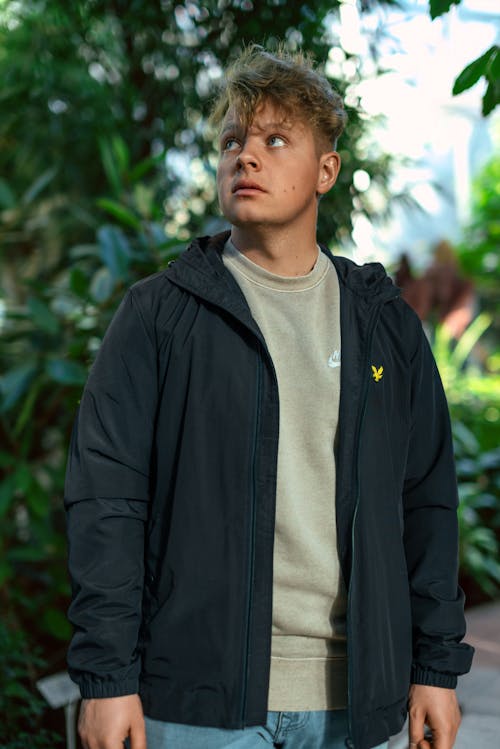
[268,135,286,147]
[223,138,239,151]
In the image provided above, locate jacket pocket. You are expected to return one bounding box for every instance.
[143,566,174,626]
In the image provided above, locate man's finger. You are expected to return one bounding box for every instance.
[408,739,431,749]
[429,725,457,749]
[129,723,147,749]
[409,707,427,749]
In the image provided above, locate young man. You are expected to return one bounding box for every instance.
[64,45,473,749]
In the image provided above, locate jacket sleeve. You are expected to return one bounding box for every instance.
[64,287,158,698]
[402,307,474,689]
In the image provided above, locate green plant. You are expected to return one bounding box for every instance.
[429,2,499,116]
[454,422,500,596]
[0,620,62,748]
[0,0,399,253]
[432,317,500,597]
[0,139,182,647]
[457,153,500,334]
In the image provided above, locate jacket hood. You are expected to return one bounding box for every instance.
[166,230,400,306]
[327,249,400,303]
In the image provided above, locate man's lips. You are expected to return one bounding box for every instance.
[232,180,266,194]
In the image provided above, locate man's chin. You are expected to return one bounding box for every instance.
[224,213,273,229]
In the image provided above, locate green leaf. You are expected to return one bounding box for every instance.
[479,450,500,470]
[300,4,316,22]
[0,451,16,469]
[0,178,15,209]
[26,296,60,335]
[21,167,58,206]
[0,560,13,586]
[451,312,491,370]
[89,265,115,302]
[25,482,50,518]
[14,375,43,438]
[429,0,459,19]
[0,474,17,518]
[0,362,38,413]
[453,46,496,95]
[97,225,132,281]
[453,420,479,455]
[98,138,123,196]
[483,558,500,582]
[112,136,130,174]
[8,545,47,562]
[69,244,100,260]
[487,46,500,81]
[456,458,478,477]
[69,266,89,297]
[96,198,141,230]
[42,608,72,641]
[129,150,165,183]
[14,463,32,494]
[458,481,479,501]
[482,79,499,117]
[45,358,87,385]
[469,493,498,510]
[5,682,32,699]
[133,184,154,220]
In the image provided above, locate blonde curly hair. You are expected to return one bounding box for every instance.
[208,43,347,152]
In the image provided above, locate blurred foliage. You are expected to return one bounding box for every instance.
[0,141,172,740]
[433,316,500,597]
[0,139,177,635]
[429,1,499,116]
[0,620,62,748]
[452,45,499,117]
[0,0,399,250]
[457,153,500,334]
[445,152,500,599]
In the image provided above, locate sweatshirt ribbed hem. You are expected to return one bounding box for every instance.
[267,656,348,710]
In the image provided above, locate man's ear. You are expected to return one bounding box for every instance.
[316,151,341,197]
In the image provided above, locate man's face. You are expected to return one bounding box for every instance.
[216,99,335,231]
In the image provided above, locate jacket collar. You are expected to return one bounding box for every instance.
[165,230,400,313]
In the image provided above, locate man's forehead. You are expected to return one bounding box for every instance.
[221,104,296,135]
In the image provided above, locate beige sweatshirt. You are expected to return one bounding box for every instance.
[221,237,347,711]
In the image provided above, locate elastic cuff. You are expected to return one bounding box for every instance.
[78,678,139,699]
[411,665,457,689]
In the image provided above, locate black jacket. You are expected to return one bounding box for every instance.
[64,230,473,749]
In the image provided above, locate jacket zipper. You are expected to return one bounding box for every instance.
[346,302,383,748]
[240,340,263,723]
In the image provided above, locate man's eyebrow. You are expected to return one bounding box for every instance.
[219,120,293,138]
[220,122,238,137]
[256,120,293,131]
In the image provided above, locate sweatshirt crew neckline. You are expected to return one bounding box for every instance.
[223,237,329,292]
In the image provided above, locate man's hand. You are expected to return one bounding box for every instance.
[408,684,461,749]
[78,694,146,749]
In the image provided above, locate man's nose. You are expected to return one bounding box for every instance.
[236,142,259,169]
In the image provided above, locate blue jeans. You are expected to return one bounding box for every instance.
[139,710,390,749]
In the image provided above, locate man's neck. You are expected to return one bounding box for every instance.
[229,226,320,277]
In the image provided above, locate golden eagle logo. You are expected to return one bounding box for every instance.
[371,365,384,382]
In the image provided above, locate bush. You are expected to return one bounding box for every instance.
[0,620,62,748]
[432,317,500,598]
